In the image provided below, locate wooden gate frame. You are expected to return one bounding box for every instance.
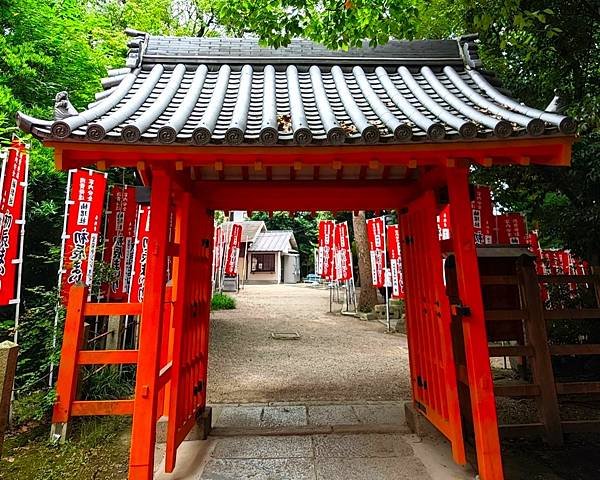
[50,165,506,480]
[400,190,466,465]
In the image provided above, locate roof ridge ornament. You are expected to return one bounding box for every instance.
[54,92,78,121]
[458,34,482,69]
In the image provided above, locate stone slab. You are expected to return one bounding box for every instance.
[352,403,405,425]
[260,405,307,428]
[307,405,360,426]
[0,341,18,456]
[312,433,413,458]
[200,458,316,480]
[404,401,438,437]
[211,435,313,459]
[315,457,431,480]
[213,406,263,428]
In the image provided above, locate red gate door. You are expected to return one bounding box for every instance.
[165,194,214,472]
[399,190,466,465]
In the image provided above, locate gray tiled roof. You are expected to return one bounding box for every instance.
[17,31,576,146]
[222,220,266,243]
[249,231,297,252]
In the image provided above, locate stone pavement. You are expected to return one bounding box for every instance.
[154,402,474,480]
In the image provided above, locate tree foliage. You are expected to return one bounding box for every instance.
[0,0,598,395]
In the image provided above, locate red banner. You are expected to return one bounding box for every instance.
[495,213,527,245]
[334,222,352,281]
[387,224,404,299]
[129,205,150,303]
[318,220,335,279]
[366,216,385,287]
[0,141,28,305]
[102,185,137,300]
[225,223,242,276]
[471,185,494,245]
[60,169,107,302]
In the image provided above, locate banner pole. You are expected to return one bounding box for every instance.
[50,168,74,387]
[12,147,29,346]
[241,234,248,290]
[383,216,390,332]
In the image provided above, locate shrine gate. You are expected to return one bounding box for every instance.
[18,30,575,480]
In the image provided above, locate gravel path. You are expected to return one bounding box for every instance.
[207,284,411,404]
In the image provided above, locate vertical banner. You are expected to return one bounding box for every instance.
[471,185,494,245]
[318,220,335,280]
[334,222,352,281]
[225,223,242,276]
[528,230,548,301]
[102,185,137,300]
[0,141,28,305]
[129,205,150,303]
[437,205,451,241]
[59,169,107,303]
[387,224,404,299]
[212,225,223,283]
[366,216,385,287]
[495,213,527,245]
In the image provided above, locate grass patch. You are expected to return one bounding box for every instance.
[211,293,236,311]
[0,415,131,480]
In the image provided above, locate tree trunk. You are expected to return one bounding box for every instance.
[352,211,378,312]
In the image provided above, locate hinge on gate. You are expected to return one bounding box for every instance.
[417,375,427,389]
[451,304,471,317]
[193,380,204,396]
[202,239,210,248]
[415,401,427,414]
[404,235,414,245]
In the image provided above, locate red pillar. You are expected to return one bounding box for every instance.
[447,168,504,480]
[129,169,172,480]
[50,285,87,440]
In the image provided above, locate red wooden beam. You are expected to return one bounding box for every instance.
[197,180,420,211]
[84,302,143,316]
[78,349,138,365]
[71,400,134,416]
[447,168,504,480]
[129,170,173,480]
[51,286,87,426]
[50,137,574,171]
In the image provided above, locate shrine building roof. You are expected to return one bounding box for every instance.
[17,30,576,147]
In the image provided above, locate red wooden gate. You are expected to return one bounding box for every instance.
[399,190,466,465]
[165,193,214,472]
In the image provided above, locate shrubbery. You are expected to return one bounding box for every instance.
[211,293,236,311]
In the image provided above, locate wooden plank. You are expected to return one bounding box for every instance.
[78,349,138,365]
[544,309,600,320]
[538,274,598,284]
[488,345,534,357]
[517,257,563,446]
[562,420,600,433]
[494,384,540,397]
[500,420,600,437]
[498,423,545,438]
[84,302,143,316]
[550,344,600,355]
[485,309,525,321]
[556,382,600,395]
[480,275,519,285]
[447,169,503,480]
[71,400,134,416]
